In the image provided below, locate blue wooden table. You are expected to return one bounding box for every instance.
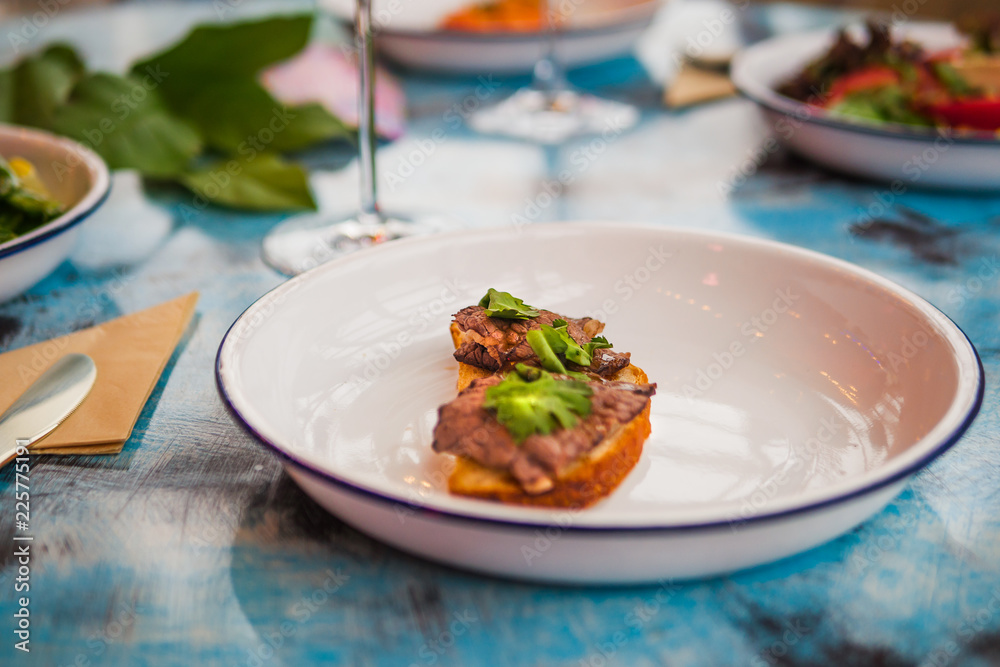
[2,1,999,665]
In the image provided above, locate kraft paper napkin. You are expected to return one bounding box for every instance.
[665,62,737,109]
[0,292,198,455]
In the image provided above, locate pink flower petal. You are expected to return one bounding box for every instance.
[261,44,407,140]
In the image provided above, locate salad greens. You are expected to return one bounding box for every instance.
[0,15,353,212]
[483,364,593,443]
[478,288,540,320]
[777,20,1000,131]
[0,155,64,245]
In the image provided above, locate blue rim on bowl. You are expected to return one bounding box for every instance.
[0,124,112,262]
[214,225,984,535]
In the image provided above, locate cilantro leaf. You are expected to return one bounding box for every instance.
[584,336,613,357]
[483,365,593,443]
[478,288,540,320]
[535,320,614,369]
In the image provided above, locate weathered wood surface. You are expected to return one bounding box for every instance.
[1,2,999,665]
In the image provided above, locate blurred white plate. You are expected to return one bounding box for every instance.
[731,22,1000,190]
[320,0,661,74]
[216,223,982,583]
[0,124,110,303]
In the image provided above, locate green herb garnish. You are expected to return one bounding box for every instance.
[527,318,613,376]
[478,288,540,320]
[545,318,612,366]
[483,364,593,443]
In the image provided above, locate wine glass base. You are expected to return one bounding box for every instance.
[262,211,449,276]
[469,88,639,144]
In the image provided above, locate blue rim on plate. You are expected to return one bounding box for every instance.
[214,226,985,535]
[0,125,112,261]
[730,24,1000,147]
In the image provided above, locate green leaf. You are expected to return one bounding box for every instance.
[832,86,934,127]
[932,62,975,97]
[483,365,593,443]
[131,15,314,80]
[0,69,15,124]
[9,44,86,128]
[129,15,349,153]
[584,335,613,357]
[179,153,316,211]
[478,288,540,320]
[526,329,569,374]
[49,72,202,177]
[159,80,349,153]
[537,320,613,368]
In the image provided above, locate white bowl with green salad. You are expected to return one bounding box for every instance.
[731,20,1000,190]
[0,124,110,303]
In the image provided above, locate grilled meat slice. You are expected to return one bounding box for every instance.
[452,305,613,375]
[432,375,656,495]
[568,348,632,377]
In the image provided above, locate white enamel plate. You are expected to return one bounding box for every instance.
[217,224,982,583]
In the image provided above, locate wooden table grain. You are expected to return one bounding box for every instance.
[1,1,999,665]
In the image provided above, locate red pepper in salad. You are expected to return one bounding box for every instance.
[925,98,1000,130]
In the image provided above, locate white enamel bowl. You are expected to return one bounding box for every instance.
[731,23,1000,190]
[0,124,111,303]
[320,0,661,74]
[216,223,982,584]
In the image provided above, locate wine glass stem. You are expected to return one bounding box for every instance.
[533,0,567,101]
[356,0,379,220]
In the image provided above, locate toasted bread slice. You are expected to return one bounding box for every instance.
[447,400,651,508]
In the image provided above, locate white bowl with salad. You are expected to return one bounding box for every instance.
[731,20,1000,190]
[0,124,110,303]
